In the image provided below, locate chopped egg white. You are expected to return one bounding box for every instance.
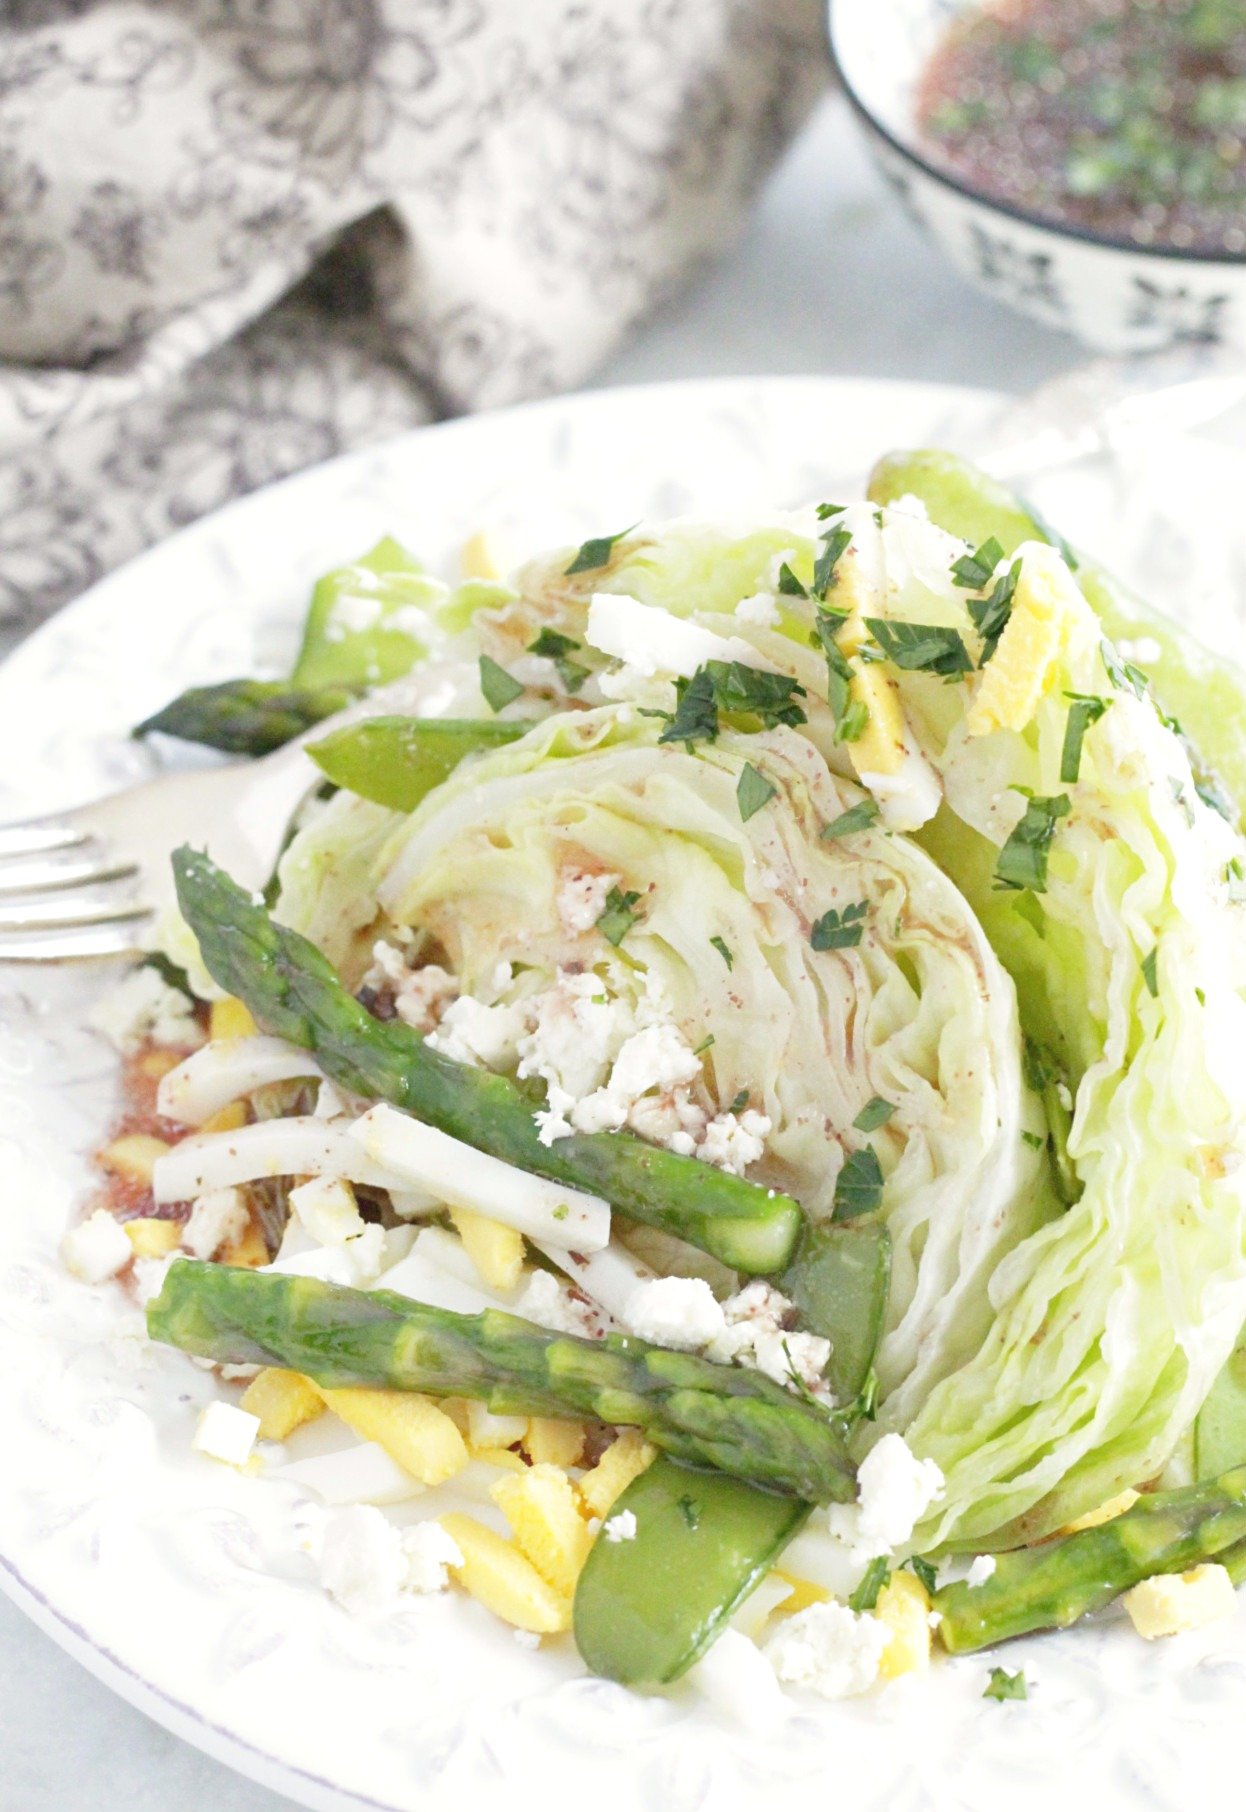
[585,591,777,679]
[192,1400,260,1468]
[181,1187,249,1261]
[288,1176,366,1247]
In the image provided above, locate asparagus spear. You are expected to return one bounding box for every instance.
[172,848,804,1275]
[148,1261,855,1502]
[934,1467,1246,1653]
[135,679,362,756]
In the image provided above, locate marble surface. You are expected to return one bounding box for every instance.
[0,93,1079,1812]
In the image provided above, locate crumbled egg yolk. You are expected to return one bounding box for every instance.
[1124,1563,1237,1639]
[966,546,1075,738]
[1060,1487,1141,1535]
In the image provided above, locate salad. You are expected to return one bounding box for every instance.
[64,447,1246,1712]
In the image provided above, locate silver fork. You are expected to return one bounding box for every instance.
[0,745,321,962]
[3,351,1243,964]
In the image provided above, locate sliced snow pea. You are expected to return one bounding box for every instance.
[1196,1325,1246,1480]
[868,449,1246,823]
[573,1456,810,1685]
[781,1220,891,1405]
[308,715,533,812]
[293,537,448,691]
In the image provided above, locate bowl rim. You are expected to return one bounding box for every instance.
[826,0,1246,271]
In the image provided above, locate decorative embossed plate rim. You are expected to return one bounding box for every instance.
[2,377,1244,1812]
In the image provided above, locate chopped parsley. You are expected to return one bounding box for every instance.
[833,1144,884,1220]
[710,934,734,970]
[478,654,524,713]
[1060,693,1110,784]
[969,558,1021,664]
[1195,772,1236,823]
[692,1034,715,1056]
[728,1087,750,1114]
[811,900,869,951]
[813,610,869,745]
[848,1556,891,1613]
[908,1555,938,1595]
[528,626,589,694]
[812,525,853,600]
[1022,1130,1045,1149]
[865,617,973,678]
[777,561,808,597]
[1142,947,1159,997]
[597,886,642,946]
[854,1095,896,1132]
[822,798,880,840]
[737,761,777,822]
[951,534,1005,590]
[657,661,807,749]
[657,666,719,748]
[984,1667,1028,1703]
[1101,638,1149,697]
[677,1494,701,1530]
[995,793,1071,893]
[564,524,636,576]
[815,502,850,520]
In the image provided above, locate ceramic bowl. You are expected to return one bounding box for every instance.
[828,0,1246,352]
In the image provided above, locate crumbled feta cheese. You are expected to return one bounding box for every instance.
[192,1400,260,1468]
[401,1520,463,1593]
[89,965,204,1055]
[1124,1564,1237,1639]
[517,969,632,1135]
[61,1208,132,1284]
[393,965,458,1032]
[690,1628,788,1734]
[319,1504,404,1615]
[624,1276,726,1349]
[427,995,526,1068]
[627,1088,708,1152]
[698,1108,770,1175]
[966,1555,997,1588]
[735,591,780,628]
[602,1509,638,1543]
[289,1176,366,1246]
[827,1434,945,1558]
[326,593,383,640]
[707,1280,833,1401]
[515,1267,602,1338]
[182,1187,249,1261]
[766,1602,889,1699]
[556,869,620,935]
[570,1023,703,1136]
[363,939,411,987]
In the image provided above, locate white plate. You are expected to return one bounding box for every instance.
[2,376,1244,1812]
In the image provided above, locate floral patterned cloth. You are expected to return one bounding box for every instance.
[0,1,828,630]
